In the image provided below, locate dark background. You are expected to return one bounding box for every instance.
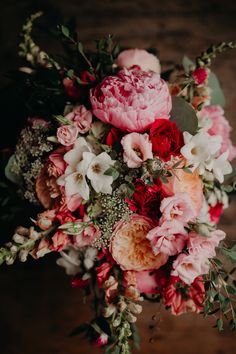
[0,1,236,353]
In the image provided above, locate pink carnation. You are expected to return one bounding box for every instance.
[187,229,226,258]
[147,220,187,256]
[117,48,161,73]
[90,68,171,133]
[199,105,236,161]
[65,105,92,134]
[172,253,210,285]
[121,132,153,168]
[57,125,79,146]
[160,192,196,224]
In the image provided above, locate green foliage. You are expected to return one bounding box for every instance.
[170,96,198,134]
[208,71,225,107]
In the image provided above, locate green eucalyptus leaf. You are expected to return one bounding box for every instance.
[216,318,224,331]
[208,71,225,107]
[170,96,198,135]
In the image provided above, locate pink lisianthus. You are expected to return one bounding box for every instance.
[121,132,153,168]
[117,48,161,73]
[160,192,196,224]
[57,125,79,146]
[191,67,208,85]
[171,253,210,285]
[110,214,168,271]
[65,105,92,134]
[90,67,171,133]
[96,262,113,288]
[187,229,226,258]
[199,105,236,161]
[163,276,205,315]
[147,220,187,256]
[74,215,101,247]
[50,230,70,251]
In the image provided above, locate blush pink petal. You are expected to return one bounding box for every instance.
[121,132,153,168]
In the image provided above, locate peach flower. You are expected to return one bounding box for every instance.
[121,132,153,168]
[162,165,203,216]
[117,48,161,73]
[110,214,168,271]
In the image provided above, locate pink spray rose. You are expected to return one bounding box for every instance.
[163,276,205,315]
[160,192,196,224]
[90,67,171,132]
[147,220,187,256]
[57,125,79,146]
[110,214,168,271]
[117,48,161,73]
[121,132,153,168]
[65,105,92,134]
[172,253,210,285]
[199,105,236,161]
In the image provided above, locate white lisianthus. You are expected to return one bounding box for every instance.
[181,131,222,174]
[80,151,115,194]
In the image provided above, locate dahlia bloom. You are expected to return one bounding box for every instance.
[90,67,171,132]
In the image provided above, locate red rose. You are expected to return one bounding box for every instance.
[96,262,112,288]
[106,127,124,147]
[192,67,208,85]
[150,119,184,160]
[209,203,223,223]
[125,179,162,221]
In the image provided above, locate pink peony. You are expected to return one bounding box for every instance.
[163,276,205,315]
[121,132,153,168]
[110,214,168,271]
[117,48,161,73]
[187,229,226,258]
[90,67,171,132]
[57,125,79,146]
[199,105,236,161]
[160,192,196,224]
[65,105,92,134]
[172,253,210,285]
[147,220,187,256]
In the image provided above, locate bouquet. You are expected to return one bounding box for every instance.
[1,12,236,353]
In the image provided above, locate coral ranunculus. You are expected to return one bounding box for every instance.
[90,68,171,133]
[110,214,168,271]
[150,119,184,160]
